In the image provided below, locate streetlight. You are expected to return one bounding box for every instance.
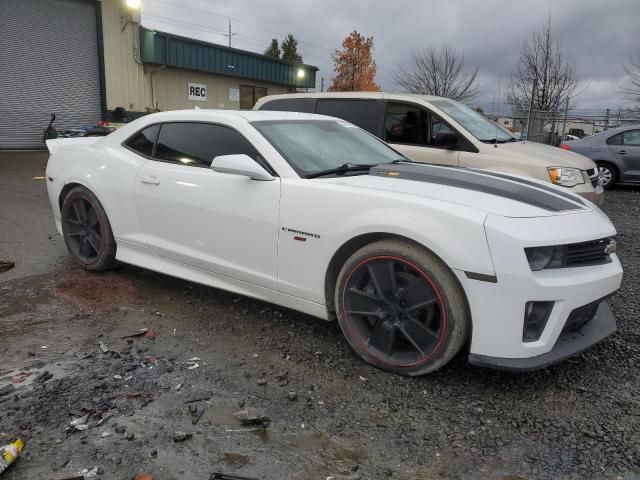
[125,0,142,10]
[296,68,306,79]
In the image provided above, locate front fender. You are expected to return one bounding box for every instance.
[277,180,495,305]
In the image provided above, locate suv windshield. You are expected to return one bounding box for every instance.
[252,120,404,177]
[430,99,516,143]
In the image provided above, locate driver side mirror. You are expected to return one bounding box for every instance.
[211,154,274,181]
[433,132,459,150]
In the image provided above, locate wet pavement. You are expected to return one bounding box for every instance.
[0,151,638,480]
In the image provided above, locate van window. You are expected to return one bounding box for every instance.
[385,103,427,145]
[315,99,378,133]
[259,98,316,113]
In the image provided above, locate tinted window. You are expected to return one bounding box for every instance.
[124,124,160,157]
[258,98,316,113]
[155,123,259,168]
[430,116,456,144]
[385,103,427,145]
[622,129,640,146]
[315,99,378,133]
[606,133,623,145]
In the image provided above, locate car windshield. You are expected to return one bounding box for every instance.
[252,119,404,177]
[430,99,516,143]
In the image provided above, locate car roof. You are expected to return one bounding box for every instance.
[257,91,450,103]
[140,108,335,123]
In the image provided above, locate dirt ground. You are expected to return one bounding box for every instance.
[0,152,638,480]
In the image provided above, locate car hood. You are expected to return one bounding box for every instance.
[493,140,595,169]
[324,163,592,218]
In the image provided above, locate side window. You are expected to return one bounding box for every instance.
[384,103,427,145]
[315,99,378,133]
[154,123,259,168]
[430,115,456,144]
[124,124,160,157]
[606,133,623,145]
[622,129,640,146]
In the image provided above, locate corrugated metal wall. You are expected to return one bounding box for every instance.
[0,0,102,149]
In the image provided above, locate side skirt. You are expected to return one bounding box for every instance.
[115,240,330,321]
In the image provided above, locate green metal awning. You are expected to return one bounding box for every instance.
[139,27,318,89]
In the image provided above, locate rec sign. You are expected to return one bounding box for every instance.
[188,82,207,102]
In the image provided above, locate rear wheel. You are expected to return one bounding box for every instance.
[596,162,618,190]
[61,186,117,272]
[335,239,470,376]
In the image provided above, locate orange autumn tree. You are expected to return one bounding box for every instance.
[329,31,380,92]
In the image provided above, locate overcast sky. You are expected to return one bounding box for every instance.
[142,0,639,114]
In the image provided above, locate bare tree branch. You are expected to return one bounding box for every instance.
[622,53,640,107]
[393,46,478,102]
[507,16,577,113]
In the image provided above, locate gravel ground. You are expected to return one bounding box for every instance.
[0,155,638,480]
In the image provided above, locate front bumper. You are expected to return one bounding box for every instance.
[457,210,622,367]
[468,300,616,371]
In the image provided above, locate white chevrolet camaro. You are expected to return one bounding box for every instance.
[45,110,623,376]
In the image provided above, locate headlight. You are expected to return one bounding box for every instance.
[548,167,585,187]
[525,245,566,271]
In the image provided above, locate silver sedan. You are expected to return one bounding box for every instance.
[562,124,640,189]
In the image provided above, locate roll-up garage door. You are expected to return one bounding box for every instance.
[0,0,102,149]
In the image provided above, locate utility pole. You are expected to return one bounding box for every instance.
[560,96,570,141]
[223,17,236,48]
[604,108,610,131]
[524,79,537,141]
[320,77,325,92]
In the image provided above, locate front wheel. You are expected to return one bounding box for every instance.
[61,186,117,272]
[596,162,618,190]
[335,239,470,376]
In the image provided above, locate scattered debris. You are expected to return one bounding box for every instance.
[189,405,205,425]
[287,391,298,401]
[75,466,100,479]
[0,438,23,475]
[134,474,154,480]
[257,378,267,386]
[98,341,110,353]
[359,376,367,382]
[0,261,15,273]
[121,328,149,339]
[0,385,15,397]
[172,431,193,442]
[184,389,212,404]
[144,327,157,340]
[233,409,271,428]
[32,176,46,181]
[175,383,183,391]
[210,472,259,480]
[35,370,53,383]
[100,432,111,438]
[69,414,90,431]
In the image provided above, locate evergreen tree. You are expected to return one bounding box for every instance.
[264,38,280,58]
[281,34,302,63]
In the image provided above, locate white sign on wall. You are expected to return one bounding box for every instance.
[188,83,207,102]
[228,87,240,102]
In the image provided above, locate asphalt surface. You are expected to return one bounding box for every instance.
[0,152,638,480]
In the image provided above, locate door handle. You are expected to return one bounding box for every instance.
[140,175,160,185]
[618,150,627,155]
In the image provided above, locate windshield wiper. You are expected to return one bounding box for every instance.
[479,138,510,144]
[305,163,373,179]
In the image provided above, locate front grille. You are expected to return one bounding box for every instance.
[562,300,600,333]
[566,238,612,267]
[587,168,599,188]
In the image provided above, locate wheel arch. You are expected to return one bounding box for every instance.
[323,232,471,321]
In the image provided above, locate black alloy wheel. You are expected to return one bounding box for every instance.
[341,255,446,367]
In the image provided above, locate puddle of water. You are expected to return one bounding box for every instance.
[222,452,250,467]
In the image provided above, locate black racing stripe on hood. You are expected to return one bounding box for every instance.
[370,163,584,212]
[469,168,586,205]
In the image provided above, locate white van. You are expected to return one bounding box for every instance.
[254,92,603,205]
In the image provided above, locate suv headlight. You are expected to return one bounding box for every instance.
[525,245,566,271]
[548,167,585,187]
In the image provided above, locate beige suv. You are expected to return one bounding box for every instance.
[254,92,603,206]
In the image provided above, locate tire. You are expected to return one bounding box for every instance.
[335,239,470,376]
[596,162,618,190]
[60,186,118,272]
